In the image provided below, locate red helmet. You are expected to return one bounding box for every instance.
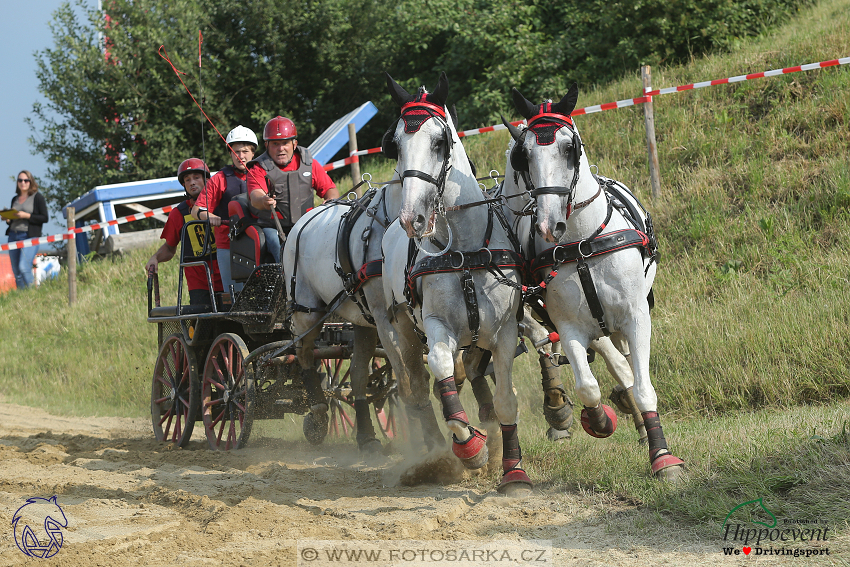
[263,116,297,141]
[176,158,211,186]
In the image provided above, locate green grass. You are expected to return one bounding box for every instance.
[1,0,849,539]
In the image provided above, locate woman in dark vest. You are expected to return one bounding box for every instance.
[4,170,49,289]
[246,116,339,263]
[192,125,258,294]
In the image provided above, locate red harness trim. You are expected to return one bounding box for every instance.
[401,100,446,119]
[528,112,573,127]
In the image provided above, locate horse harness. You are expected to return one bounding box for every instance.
[525,178,658,337]
[399,201,525,346]
[288,187,389,323]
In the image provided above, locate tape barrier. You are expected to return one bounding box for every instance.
[329,54,849,171]
[0,205,175,252]
[9,54,846,248]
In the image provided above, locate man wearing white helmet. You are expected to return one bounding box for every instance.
[192,125,258,295]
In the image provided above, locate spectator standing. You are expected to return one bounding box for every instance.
[4,170,49,289]
[191,126,258,295]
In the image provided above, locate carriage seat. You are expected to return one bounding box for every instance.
[228,193,277,282]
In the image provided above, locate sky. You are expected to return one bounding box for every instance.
[2,0,92,240]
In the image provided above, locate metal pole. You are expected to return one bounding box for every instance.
[641,65,662,199]
[67,207,77,305]
[347,123,361,195]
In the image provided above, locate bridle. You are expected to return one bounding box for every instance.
[518,113,590,221]
[395,100,455,217]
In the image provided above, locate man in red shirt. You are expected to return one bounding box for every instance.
[247,116,339,263]
[145,158,223,306]
[191,126,258,294]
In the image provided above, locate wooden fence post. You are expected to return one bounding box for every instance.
[641,65,662,199]
[67,206,77,305]
[347,123,361,195]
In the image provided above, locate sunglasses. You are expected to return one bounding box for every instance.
[17,178,31,183]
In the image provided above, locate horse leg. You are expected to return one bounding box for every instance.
[561,337,617,439]
[590,334,647,443]
[520,311,573,441]
[426,327,487,469]
[461,347,497,425]
[373,300,445,452]
[492,325,532,495]
[350,325,381,453]
[623,315,685,480]
[295,323,329,443]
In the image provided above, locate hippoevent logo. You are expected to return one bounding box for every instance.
[721,498,830,558]
[12,496,68,558]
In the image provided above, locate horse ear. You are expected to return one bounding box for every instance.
[449,104,459,129]
[430,72,449,108]
[511,88,536,119]
[501,115,522,142]
[385,72,413,107]
[553,83,579,116]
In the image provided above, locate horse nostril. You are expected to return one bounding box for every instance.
[413,214,426,232]
[553,222,566,240]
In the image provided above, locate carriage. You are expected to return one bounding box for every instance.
[146,209,404,451]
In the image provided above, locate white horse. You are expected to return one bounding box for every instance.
[499,134,649,443]
[505,85,684,480]
[283,180,446,453]
[382,72,532,494]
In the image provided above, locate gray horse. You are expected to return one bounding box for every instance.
[382,72,533,494]
[505,85,684,480]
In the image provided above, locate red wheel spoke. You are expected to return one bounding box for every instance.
[216,418,226,445]
[154,395,169,405]
[160,410,173,428]
[234,400,246,413]
[204,398,224,408]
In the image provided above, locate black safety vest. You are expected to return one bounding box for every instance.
[212,165,247,219]
[246,146,314,227]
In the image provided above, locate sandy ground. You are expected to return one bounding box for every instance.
[0,402,845,567]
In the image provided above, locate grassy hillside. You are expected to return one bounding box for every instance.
[1,0,848,536]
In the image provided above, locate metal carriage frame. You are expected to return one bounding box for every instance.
[146,219,404,451]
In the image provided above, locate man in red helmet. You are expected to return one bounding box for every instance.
[246,116,339,263]
[145,158,223,306]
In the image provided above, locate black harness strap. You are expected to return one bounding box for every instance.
[530,229,650,274]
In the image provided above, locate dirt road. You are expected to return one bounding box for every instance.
[0,402,842,566]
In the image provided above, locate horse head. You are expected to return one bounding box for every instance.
[508,84,591,243]
[384,72,455,239]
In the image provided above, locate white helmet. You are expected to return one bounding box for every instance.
[225,125,258,148]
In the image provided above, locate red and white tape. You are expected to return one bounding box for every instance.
[326,55,849,171]
[0,205,175,252]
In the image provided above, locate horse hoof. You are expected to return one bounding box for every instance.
[303,410,329,446]
[497,468,533,496]
[608,385,632,415]
[357,436,382,454]
[546,427,571,442]
[478,403,497,424]
[543,401,574,431]
[651,454,686,481]
[580,405,618,438]
[452,427,488,470]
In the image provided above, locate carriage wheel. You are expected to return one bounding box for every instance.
[201,333,253,450]
[151,334,199,447]
[322,358,355,439]
[374,391,408,441]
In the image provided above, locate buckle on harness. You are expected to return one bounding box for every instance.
[578,239,593,259]
[450,251,465,270]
